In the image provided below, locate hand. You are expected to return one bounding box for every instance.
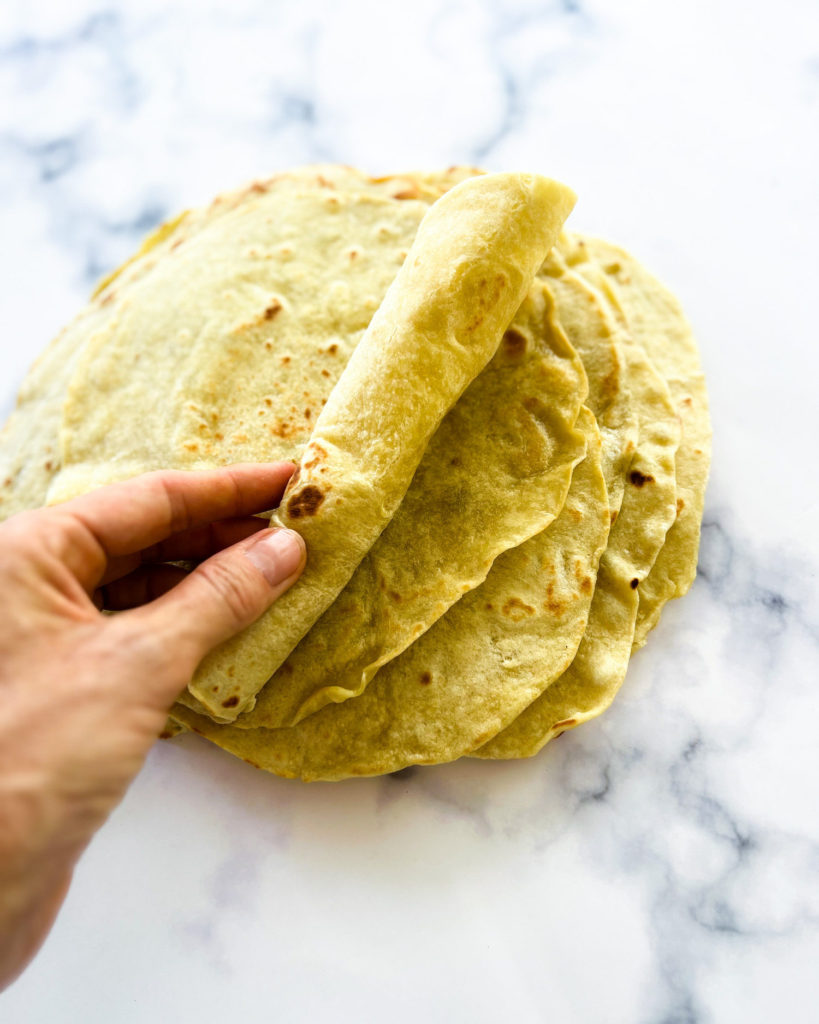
[0,463,306,990]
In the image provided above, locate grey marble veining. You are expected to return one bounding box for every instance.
[1,0,818,1021]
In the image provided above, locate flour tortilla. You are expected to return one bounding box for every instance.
[226,277,588,728]
[474,255,680,758]
[170,408,609,780]
[46,173,576,720]
[565,235,711,647]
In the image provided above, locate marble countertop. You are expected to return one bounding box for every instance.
[2,1,818,1021]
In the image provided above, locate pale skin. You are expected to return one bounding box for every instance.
[0,462,306,991]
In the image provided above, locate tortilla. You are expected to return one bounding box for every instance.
[223,276,588,728]
[474,255,680,758]
[191,173,577,719]
[170,407,609,780]
[46,173,576,721]
[565,235,711,646]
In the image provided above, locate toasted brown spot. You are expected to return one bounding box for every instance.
[677,498,685,513]
[392,187,419,200]
[502,328,527,357]
[264,299,282,320]
[580,577,593,594]
[544,583,566,615]
[303,443,328,470]
[321,368,331,378]
[327,343,338,355]
[630,469,655,487]
[280,355,291,365]
[450,456,462,467]
[419,671,432,685]
[389,590,402,603]
[502,596,536,621]
[184,442,199,452]
[552,718,577,730]
[630,578,639,589]
[486,602,494,611]
[610,510,619,525]
[243,758,260,768]
[265,341,273,350]
[287,485,325,518]
[222,695,240,708]
[158,728,175,739]
[305,408,311,419]
[569,507,583,523]
[44,460,53,471]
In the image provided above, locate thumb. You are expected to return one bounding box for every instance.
[137,527,306,665]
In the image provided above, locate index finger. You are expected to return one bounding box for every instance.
[55,462,296,585]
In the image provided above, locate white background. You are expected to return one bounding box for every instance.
[1,1,818,1021]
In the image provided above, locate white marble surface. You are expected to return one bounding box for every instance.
[2,0,818,1021]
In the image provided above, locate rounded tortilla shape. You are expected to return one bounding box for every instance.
[170,408,609,780]
[474,249,681,759]
[564,234,712,647]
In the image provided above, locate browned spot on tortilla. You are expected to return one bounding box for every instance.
[226,666,235,678]
[569,507,583,523]
[321,368,331,378]
[682,396,693,407]
[467,274,508,332]
[184,442,199,452]
[304,408,311,419]
[389,590,402,603]
[221,695,239,708]
[265,341,273,350]
[544,583,566,615]
[248,181,268,195]
[580,576,593,594]
[485,602,494,611]
[44,460,53,471]
[630,469,654,487]
[348,249,359,260]
[392,187,419,200]
[599,366,619,403]
[502,328,527,357]
[677,498,685,514]
[303,443,328,470]
[287,485,325,518]
[243,758,260,768]
[327,343,338,355]
[264,299,282,320]
[552,718,577,730]
[419,671,432,685]
[610,510,619,525]
[502,596,536,621]
[100,289,116,306]
[450,456,462,467]
[630,578,639,589]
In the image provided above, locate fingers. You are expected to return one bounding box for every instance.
[128,527,306,672]
[100,515,268,586]
[55,463,296,590]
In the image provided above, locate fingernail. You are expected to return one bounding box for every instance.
[245,528,305,585]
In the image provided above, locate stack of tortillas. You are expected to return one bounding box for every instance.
[0,166,710,780]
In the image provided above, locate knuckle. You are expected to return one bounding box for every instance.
[195,557,262,628]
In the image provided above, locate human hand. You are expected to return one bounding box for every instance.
[0,463,306,990]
